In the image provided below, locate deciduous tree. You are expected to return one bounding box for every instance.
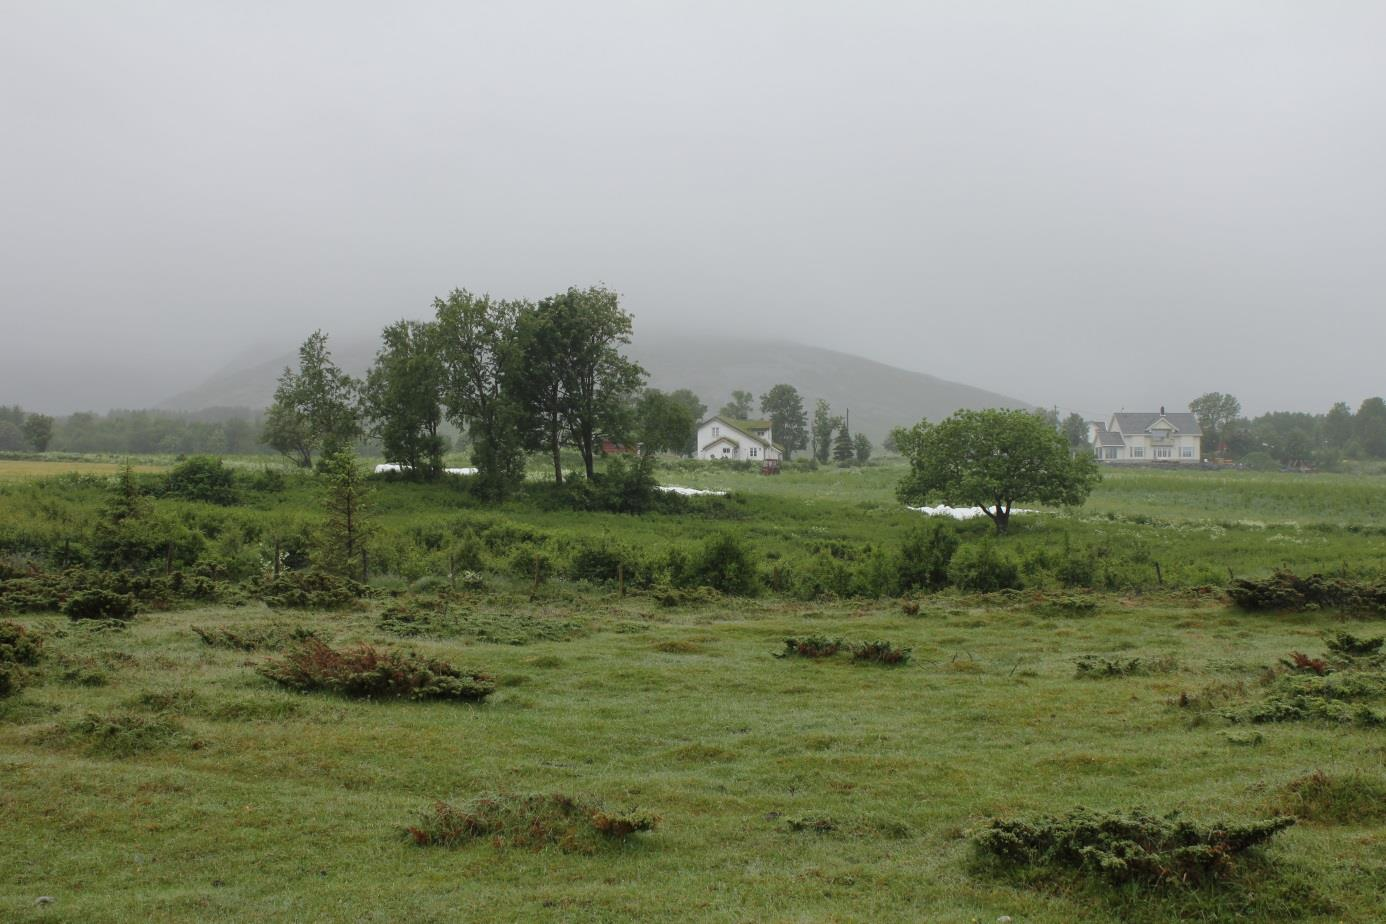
[634,388,697,456]
[22,414,54,452]
[719,390,754,419]
[853,432,872,464]
[758,384,808,460]
[538,285,646,480]
[896,408,1100,534]
[812,400,839,464]
[362,320,446,479]
[262,331,361,468]
[435,290,529,498]
[1188,392,1241,456]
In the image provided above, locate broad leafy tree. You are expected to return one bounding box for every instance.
[1188,392,1241,456]
[22,413,54,451]
[1324,401,1355,449]
[758,384,808,460]
[262,331,361,468]
[1061,412,1089,454]
[719,390,754,420]
[362,320,446,479]
[0,421,26,451]
[434,290,528,498]
[635,388,697,456]
[1357,397,1386,458]
[666,388,706,454]
[536,285,646,480]
[853,432,872,464]
[896,408,1100,534]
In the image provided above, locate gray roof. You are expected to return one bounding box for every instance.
[1111,412,1202,436]
[1094,429,1126,447]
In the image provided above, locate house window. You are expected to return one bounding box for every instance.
[1181,446,1194,458]
[1155,447,1172,459]
[722,446,731,455]
[749,447,757,458]
[1131,447,1144,458]
[1104,448,1120,460]
[712,426,720,437]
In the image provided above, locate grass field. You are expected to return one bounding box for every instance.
[4,456,1386,921]
[3,592,1385,922]
[0,459,167,482]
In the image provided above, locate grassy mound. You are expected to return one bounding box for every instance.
[406,793,657,853]
[258,640,494,702]
[974,807,1294,885]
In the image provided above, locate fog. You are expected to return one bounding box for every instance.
[3,1,1384,417]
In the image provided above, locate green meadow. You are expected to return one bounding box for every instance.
[3,458,1386,922]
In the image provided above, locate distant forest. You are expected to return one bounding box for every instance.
[5,390,1386,472]
[0,406,274,456]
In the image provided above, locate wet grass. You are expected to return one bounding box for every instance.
[2,594,1385,922]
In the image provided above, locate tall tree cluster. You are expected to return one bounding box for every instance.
[1187,392,1386,465]
[263,285,651,495]
[262,331,362,468]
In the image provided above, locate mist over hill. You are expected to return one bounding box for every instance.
[158,332,1029,442]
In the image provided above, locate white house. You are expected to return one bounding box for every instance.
[1089,408,1202,463]
[695,416,784,462]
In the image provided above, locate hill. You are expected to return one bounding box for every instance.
[158,333,1029,442]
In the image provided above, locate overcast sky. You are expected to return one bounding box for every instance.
[3,1,1384,417]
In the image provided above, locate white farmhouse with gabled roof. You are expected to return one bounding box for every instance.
[695,416,784,462]
[1089,407,1203,463]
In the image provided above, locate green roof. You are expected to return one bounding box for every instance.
[727,418,772,432]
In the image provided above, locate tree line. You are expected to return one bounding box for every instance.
[1186,392,1386,466]
[264,286,707,496]
[0,405,266,456]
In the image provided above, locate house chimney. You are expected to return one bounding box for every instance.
[1160,405,1165,415]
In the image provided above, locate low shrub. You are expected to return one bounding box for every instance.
[258,639,495,702]
[690,533,758,596]
[1228,570,1386,615]
[1269,770,1386,824]
[778,636,844,659]
[973,807,1294,885]
[949,541,1022,593]
[898,523,958,592]
[406,793,657,853]
[1325,632,1384,658]
[1282,652,1330,676]
[63,589,139,622]
[259,571,368,610]
[0,621,42,667]
[1236,671,1386,726]
[850,640,912,665]
[163,455,239,505]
